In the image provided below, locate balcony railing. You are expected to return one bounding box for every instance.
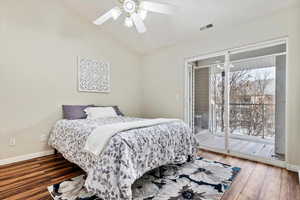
[210,103,275,139]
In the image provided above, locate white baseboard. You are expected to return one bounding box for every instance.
[282,163,300,184]
[0,150,55,166]
[286,163,300,172]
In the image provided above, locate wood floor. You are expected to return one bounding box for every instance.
[0,151,299,200]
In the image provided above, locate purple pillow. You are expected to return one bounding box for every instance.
[62,105,94,120]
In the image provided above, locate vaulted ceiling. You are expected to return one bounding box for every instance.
[64,0,297,54]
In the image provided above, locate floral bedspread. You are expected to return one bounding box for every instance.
[48,117,197,200]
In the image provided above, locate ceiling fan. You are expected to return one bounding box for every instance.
[93,0,175,33]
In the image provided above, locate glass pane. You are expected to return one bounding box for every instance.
[228,55,278,159]
[194,62,226,151]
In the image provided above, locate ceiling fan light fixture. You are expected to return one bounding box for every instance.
[93,0,175,33]
[124,17,133,27]
[123,0,136,13]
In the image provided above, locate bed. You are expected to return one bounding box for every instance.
[48,116,197,200]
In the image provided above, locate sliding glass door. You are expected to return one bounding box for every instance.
[228,44,286,160]
[188,39,287,162]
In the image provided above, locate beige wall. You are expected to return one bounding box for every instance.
[0,0,142,159]
[141,6,300,166]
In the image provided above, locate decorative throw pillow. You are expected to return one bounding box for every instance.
[84,107,118,120]
[93,105,125,116]
[62,105,94,120]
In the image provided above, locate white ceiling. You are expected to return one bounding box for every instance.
[63,0,297,54]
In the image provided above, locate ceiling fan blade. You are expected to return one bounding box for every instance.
[140,1,175,15]
[131,12,147,33]
[93,7,122,25]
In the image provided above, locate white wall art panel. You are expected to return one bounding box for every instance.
[78,57,110,93]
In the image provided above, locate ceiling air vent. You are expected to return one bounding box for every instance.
[200,24,214,31]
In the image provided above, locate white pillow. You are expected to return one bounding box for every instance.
[84,107,117,119]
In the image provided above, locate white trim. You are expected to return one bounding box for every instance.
[194,52,286,69]
[224,52,230,152]
[286,163,300,172]
[184,63,190,123]
[229,37,287,55]
[0,150,55,166]
[286,164,300,184]
[192,65,195,132]
[284,38,289,166]
[184,63,195,125]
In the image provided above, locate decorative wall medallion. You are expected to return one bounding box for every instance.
[78,57,110,93]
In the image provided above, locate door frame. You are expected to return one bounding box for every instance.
[184,37,288,168]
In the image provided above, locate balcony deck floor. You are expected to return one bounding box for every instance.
[196,131,285,161]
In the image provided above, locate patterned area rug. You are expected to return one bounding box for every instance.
[48,157,241,200]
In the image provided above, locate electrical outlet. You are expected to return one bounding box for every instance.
[40,134,48,142]
[9,137,16,146]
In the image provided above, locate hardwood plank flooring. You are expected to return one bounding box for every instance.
[0,154,83,200]
[0,151,299,200]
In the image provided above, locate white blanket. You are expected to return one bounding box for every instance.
[84,118,179,155]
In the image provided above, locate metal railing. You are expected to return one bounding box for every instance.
[211,103,275,139]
